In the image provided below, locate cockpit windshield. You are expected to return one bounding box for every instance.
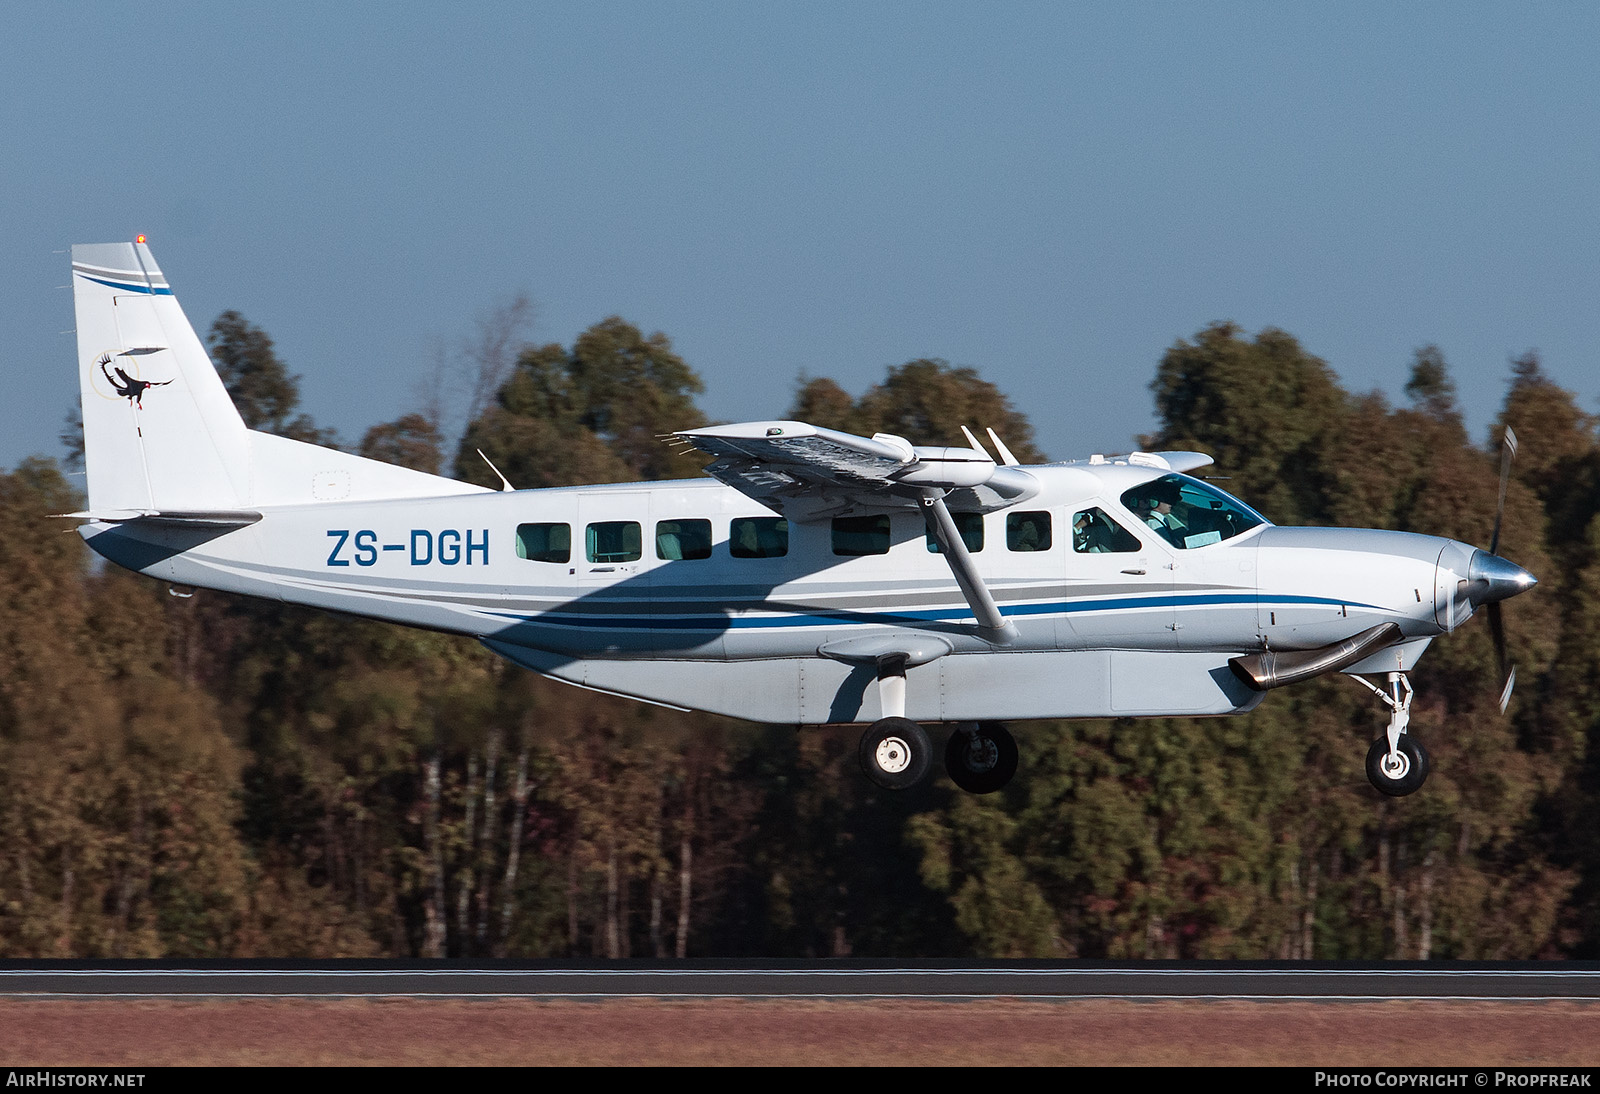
[1120,474,1268,550]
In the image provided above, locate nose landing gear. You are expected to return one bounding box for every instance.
[1351,671,1430,796]
[1365,733,1429,796]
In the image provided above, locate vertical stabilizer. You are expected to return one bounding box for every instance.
[72,242,249,511]
[72,242,488,512]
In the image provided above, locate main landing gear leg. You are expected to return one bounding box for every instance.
[859,654,932,791]
[1352,671,1430,796]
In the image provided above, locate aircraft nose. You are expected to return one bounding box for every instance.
[1466,550,1537,606]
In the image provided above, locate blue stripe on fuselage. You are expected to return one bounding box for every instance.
[487,592,1382,632]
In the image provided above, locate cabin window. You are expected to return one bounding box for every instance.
[1072,508,1141,554]
[832,514,891,556]
[1120,474,1267,550]
[656,519,712,561]
[1006,511,1052,552]
[925,511,984,553]
[586,521,642,563]
[730,517,788,558]
[516,522,571,563]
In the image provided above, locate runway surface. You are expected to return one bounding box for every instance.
[3,965,1600,1000]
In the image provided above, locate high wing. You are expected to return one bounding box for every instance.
[675,420,1039,522]
[676,420,1041,644]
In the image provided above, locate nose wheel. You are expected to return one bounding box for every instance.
[1350,671,1430,796]
[1365,733,1430,796]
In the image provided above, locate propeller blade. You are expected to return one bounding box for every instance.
[1487,600,1514,712]
[1487,601,1506,677]
[1487,425,1521,712]
[1490,425,1517,558]
[1498,665,1517,716]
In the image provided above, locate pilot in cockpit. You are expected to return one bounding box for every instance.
[1135,481,1187,547]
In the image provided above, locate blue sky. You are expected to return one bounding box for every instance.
[7,2,1597,472]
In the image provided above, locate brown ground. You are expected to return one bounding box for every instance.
[2,999,1599,1066]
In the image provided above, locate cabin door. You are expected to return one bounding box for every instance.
[1059,503,1177,649]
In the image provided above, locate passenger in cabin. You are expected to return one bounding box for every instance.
[735,521,759,556]
[730,517,788,559]
[1073,512,1094,552]
[1006,511,1051,552]
[1073,508,1140,553]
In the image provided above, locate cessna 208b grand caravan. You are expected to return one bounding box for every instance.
[66,241,1536,796]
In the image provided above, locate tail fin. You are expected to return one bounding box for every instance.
[73,242,249,511]
[71,242,484,512]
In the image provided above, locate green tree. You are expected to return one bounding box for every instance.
[568,318,705,480]
[1404,345,1459,420]
[788,376,859,434]
[790,359,1046,462]
[0,460,255,957]
[1499,351,1600,563]
[207,311,334,444]
[907,793,1057,956]
[457,320,707,489]
[1146,323,1349,524]
[360,413,444,475]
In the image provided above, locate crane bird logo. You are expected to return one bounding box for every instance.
[97,353,172,408]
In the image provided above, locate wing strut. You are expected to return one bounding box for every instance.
[920,491,1018,645]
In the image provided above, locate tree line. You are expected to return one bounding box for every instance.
[1,308,1596,959]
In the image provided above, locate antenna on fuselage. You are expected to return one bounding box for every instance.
[477,449,515,492]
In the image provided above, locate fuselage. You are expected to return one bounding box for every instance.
[81,460,1471,724]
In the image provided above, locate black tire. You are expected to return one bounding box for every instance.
[1365,734,1430,796]
[945,721,1019,794]
[859,718,932,790]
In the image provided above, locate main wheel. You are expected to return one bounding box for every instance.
[945,722,1019,794]
[1365,734,1430,796]
[859,717,932,790]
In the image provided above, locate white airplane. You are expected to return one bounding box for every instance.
[65,241,1537,796]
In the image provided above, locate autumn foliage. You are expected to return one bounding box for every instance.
[2,315,1596,960]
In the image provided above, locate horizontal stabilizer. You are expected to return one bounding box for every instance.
[62,509,264,529]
